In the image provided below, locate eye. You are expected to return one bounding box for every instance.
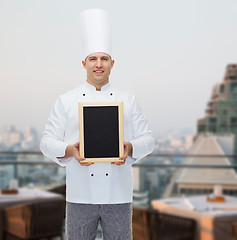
[101,57,109,61]
[89,57,96,61]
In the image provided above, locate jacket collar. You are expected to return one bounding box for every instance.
[85,81,111,92]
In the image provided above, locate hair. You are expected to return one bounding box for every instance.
[84,52,112,61]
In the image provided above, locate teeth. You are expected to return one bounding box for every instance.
[95,71,103,73]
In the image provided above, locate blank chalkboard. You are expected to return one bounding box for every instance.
[78,102,124,163]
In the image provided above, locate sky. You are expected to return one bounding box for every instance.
[0,0,237,137]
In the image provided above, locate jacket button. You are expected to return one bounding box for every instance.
[106,173,108,176]
[110,93,113,96]
[83,93,85,96]
[91,174,94,176]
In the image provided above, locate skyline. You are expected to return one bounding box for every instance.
[0,123,194,154]
[0,0,237,137]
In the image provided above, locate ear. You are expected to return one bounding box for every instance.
[111,59,115,69]
[82,60,86,69]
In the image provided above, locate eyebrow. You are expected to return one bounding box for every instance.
[87,56,110,60]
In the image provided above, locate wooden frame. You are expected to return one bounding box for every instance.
[78,102,124,163]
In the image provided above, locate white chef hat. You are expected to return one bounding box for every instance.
[80,9,112,59]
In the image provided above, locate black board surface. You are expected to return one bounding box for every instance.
[83,106,119,158]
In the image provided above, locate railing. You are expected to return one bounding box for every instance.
[0,152,66,191]
[1,152,237,205]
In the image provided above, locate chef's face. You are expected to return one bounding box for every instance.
[82,52,114,89]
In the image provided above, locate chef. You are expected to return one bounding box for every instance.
[40,9,155,240]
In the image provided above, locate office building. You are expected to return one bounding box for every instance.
[198,64,237,159]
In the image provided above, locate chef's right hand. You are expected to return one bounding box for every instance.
[58,142,94,166]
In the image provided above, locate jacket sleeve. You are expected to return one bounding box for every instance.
[40,97,71,167]
[129,95,155,163]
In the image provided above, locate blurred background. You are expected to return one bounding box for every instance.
[1,1,237,239]
[0,0,237,139]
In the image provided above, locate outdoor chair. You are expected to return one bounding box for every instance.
[133,205,151,240]
[232,222,237,240]
[4,198,65,240]
[133,205,196,240]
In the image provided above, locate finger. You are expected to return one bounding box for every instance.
[80,162,94,166]
[73,148,83,160]
[78,159,90,163]
[122,142,128,158]
[119,154,128,160]
[74,142,80,148]
[114,161,125,165]
[111,160,125,165]
[75,156,86,162]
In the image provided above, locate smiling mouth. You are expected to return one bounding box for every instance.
[94,70,104,73]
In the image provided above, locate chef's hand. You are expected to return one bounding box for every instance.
[111,142,133,165]
[57,142,94,166]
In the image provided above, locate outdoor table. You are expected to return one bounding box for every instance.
[0,187,65,240]
[152,195,237,240]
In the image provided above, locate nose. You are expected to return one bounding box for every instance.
[96,59,102,68]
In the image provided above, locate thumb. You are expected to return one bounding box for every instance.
[74,142,80,148]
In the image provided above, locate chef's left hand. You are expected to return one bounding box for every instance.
[111,142,133,165]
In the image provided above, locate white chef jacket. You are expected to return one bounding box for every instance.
[40,82,155,204]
